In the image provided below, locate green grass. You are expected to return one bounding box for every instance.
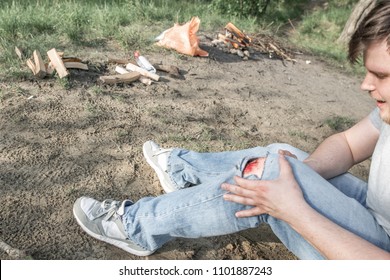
[290,0,362,71]
[325,115,356,132]
[0,0,364,79]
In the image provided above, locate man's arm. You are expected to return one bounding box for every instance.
[291,203,390,259]
[222,156,390,259]
[303,115,380,179]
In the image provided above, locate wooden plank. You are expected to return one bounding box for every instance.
[99,72,140,84]
[33,50,47,78]
[115,66,129,75]
[115,66,152,85]
[26,58,36,75]
[125,62,160,81]
[47,48,69,78]
[62,57,83,63]
[64,62,89,70]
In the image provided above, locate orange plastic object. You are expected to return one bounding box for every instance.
[156,17,209,57]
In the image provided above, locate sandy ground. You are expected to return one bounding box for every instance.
[0,33,374,260]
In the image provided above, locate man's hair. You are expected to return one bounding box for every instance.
[349,0,390,63]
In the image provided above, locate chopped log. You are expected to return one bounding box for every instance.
[33,50,47,78]
[26,58,36,75]
[139,76,153,85]
[15,47,23,60]
[225,22,251,46]
[64,62,89,70]
[62,57,83,63]
[115,66,152,85]
[115,66,129,74]
[125,62,160,81]
[99,72,140,84]
[47,48,69,78]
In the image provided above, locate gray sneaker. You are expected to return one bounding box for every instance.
[73,196,154,256]
[143,140,177,193]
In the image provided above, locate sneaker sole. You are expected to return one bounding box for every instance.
[142,141,176,193]
[73,198,154,257]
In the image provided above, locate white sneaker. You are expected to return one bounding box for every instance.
[73,196,154,256]
[142,140,177,193]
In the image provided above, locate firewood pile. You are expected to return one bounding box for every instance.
[16,47,182,85]
[16,47,89,79]
[211,22,296,62]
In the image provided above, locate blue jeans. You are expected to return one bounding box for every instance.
[122,144,390,259]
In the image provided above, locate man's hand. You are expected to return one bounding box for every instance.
[221,155,307,222]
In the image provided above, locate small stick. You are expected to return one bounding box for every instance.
[0,240,31,260]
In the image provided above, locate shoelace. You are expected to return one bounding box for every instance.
[100,199,121,221]
[152,148,172,157]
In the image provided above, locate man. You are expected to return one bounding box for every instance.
[73,1,390,259]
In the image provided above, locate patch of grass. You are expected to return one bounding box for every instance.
[325,115,356,131]
[115,25,152,51]
[85,102,99,115]
[291,0,361,69]
[91,85,103,96]
[0,0,365,78]
[56,76,72,90]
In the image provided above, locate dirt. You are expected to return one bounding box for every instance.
[0,33,374,260]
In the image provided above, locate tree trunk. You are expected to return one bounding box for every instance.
[337,0,376,45]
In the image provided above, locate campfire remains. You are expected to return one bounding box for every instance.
[212,22,296,62]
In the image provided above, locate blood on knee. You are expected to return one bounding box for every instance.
[243,157,266,178]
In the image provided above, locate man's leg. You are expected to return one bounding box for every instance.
[122,153,390,259]
[267,143,368,204]
[167,146,267,189]
[166,144,303,190]
[265,155,389,259]
[148,142,367,203]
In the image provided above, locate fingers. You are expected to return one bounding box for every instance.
[278,154,295,179]
[222,155,299,219]
[222,179,261,207]
[235,207,264,218]
[221,181,256,202]
[233,176,268,190]
[223,192,255,206]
